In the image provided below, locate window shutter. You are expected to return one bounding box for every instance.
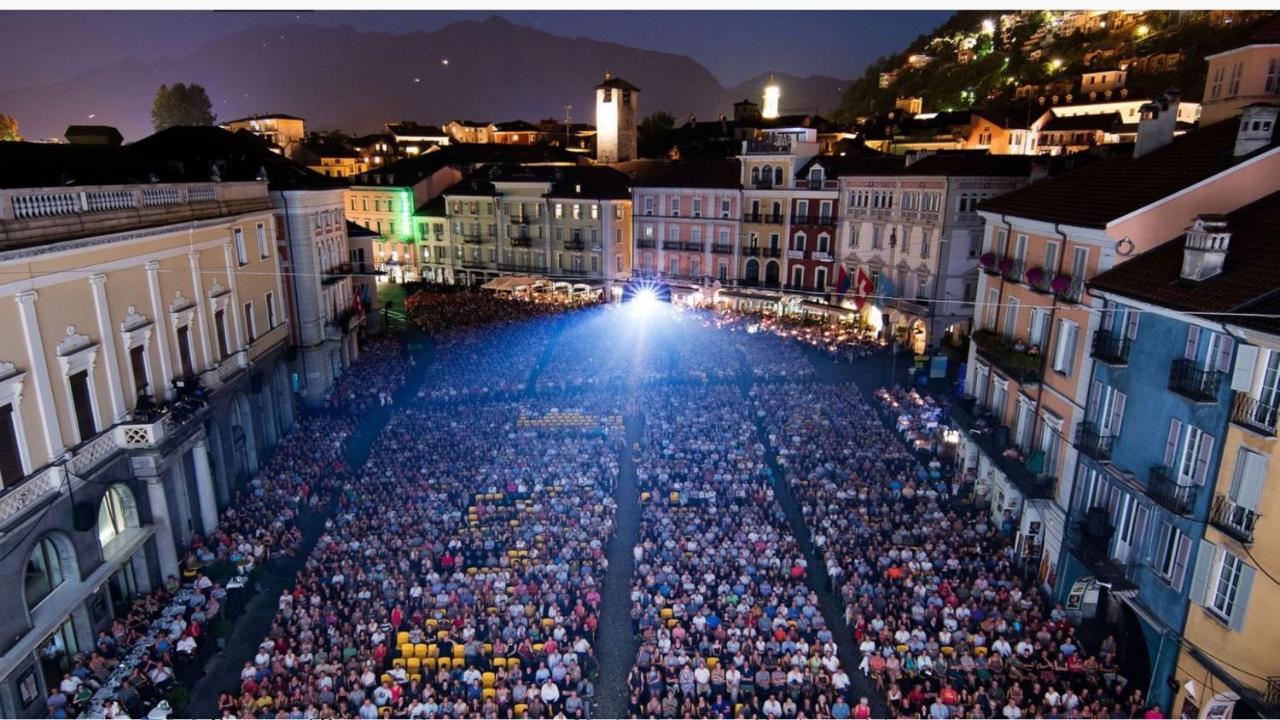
[1188,540,1216,606]
[1124,310,1140,340]
[1088,381,1102,423]
[1195,432,1215,486]
[1164,418,1182,467]
[1231,344,1259,392]
[1185,325,1201,360]
[1230,563,1255,632]
[1218,335,1235,375]
[1237,451,1267,510]
[1110,392,1127,436]
[1174,535,1192,591]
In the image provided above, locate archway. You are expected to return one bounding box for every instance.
[274,363,294,434]
[229,392,259,483]
[97,484,140,555]
[206,421,230,506]
[745,259,760,283]
[765,260,780,287]
[910,319,928,355]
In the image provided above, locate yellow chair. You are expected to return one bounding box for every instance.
[493,657,507,669]
[415,643,429,659]
[975,646,989,657]
[660,608,673,620]
[396,631,410,647]
[667,619,678,629]
[483,643,493,655]
[542,618,555,629]
[436,657,451,671]
[381,673,392,685]
[482,688,496,701]
[896,644,909,654]
[409,673,421,683]
[422,657,437,671]
[406,658,421,673]
[941,646,954,655]
[398,644,413,658]
[533,643,544,654]
[483,672,496,688]
[426,619,438,630]
[427,644,439,658]
[514,704,528,717]
[706,657,719,669]
[392,658,406,669]
[437,630,449,642]
[452,645,465,659]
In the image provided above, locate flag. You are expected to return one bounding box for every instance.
[853,268,874,311]
[876,273,894,299]
[836,265,851,295]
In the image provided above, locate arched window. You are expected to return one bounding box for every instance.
[793,232,806,252]
[98,485,139,552]
[818,233,830,254]
[774,167,784,187]
[815,267,828,290]
[319,243,330,273]
[760,165,772,187]
[791,265,805,288]
[750,167,760,185]
[26,536,66,610]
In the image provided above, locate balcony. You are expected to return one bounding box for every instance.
[1054,274,1085,304]
[563,239,585,251]
[744,138,792,154]
[321,263,355,286]
[787,249,806,260]
[636,239,655,249]
[1068,514,1138,591]
[681,242,704,252]
[1024,267,1053,294]
[1230,392,1279,436]
[949,397,1056,500]
[1169,358,1224,403]
[1075,422,1115,461]
[978,254,1004,276]
[1210,494,1258,544]
[971,329,1043,385]
[662,241,682,251]
[711,243,733,254]
[743,212,764,223]
[1147,466,1198,516]
[784,283,809,292]
[1002,258,1026,282]
[509,236,533,247]
[509,215,534,225]
[1091,330,1131,365]
[742,246,761,257]
[751,180,775,190]
[460,234,484,245]
[762,247,782,258]
[804,179,839,190]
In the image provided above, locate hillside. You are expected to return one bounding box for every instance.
[0,16,851,142]
[834,10,1280,122]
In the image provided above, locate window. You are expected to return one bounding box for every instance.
[128,345,149,399]
[1210,551,1247,621]
[234,228,248,265]
[1179,424,1214,485]
[1156,522,1191,590]
[68,370,96,442]
[214,309,229,359]
[590,204,599,220]
[670,198,680,217]
[991,378,1009,419]
[1004,297,1020,339]
[669,257,678,276]
[815,267,827,290]
[257,223,269,258]
[243,302,256,343]
[794,232,806,252]
[554,204,564,219]
[791,266,804,287]
[0,403,23,487]
[818,234,830,254]
[721,199,731,218]
[266,292,278,330]
[871,226,882,250]
[25,536,65,609]
[983,288,999,330]
[692,198,702,218]
[797,200,809,219]
[572,204,582,220]
[920,232,930,258]
[644,197,654,216]
[176,324,194,378]
[1228,62,1243,96]
[1267,58,1280,94]
[1052,319,1079,376]
[1087,382,1127,436]
[98,485,138,552]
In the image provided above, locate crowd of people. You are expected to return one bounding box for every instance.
[753,382,1134,719]
[418,323,557,402]
[627,386,851,719]
[220,396,623,718]
[403,290,582,336]
[326,338,412,414]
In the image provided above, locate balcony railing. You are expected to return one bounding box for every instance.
[1075,422,1115,461]
[751,180,775,190]
[744,138,792,154]
[509,236,533,247]
[1169,358,1224,402]
[742,246,761,257]
[1068,517,1138,592]
[1055,275,1085,304]
[2,182,231,221]
[1002,258,1026,282]
[949,397,1056,500]
[1231,392,1279,436]
[1091,330,1131,365]
[762,247,782,258]
[662,241,682,251]
[460,234,484,245]
[1210,494,1258,544]
[971,329,1042,384]
[681,242,704,252]
[804,179,839,190]
[636,239,655,249]
[563,239,585,251]
[321,263,355,286]
[711,243,733,254]
[1147,465,1198,516]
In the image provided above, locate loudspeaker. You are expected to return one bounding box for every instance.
[73,501,97,532]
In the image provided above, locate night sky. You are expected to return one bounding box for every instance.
[0,10,950,91]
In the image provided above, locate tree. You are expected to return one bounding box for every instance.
[637,111,676,158]
[151,83,216,131]
[0,114,19,142]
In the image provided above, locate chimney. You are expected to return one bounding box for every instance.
[1134,91,1179,158]
[1180,215,1231,282]
[1234,103,1279,157]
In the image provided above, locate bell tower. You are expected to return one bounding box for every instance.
[595,71,640,163]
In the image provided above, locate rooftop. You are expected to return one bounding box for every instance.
[1088,190,1280,334]
[978,116,1279,228]
[129,126,347,192]
[222,113,305,124]
[635,160,742,189]
[596,74,640,92]
[385,122,447,137]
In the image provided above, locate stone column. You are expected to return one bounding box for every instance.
[144,261,175,394]
[145,477,180,579]
[192,441,218,535]
[15,291,64,462]
[88,274,127,422]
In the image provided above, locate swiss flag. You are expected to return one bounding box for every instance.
[853,268,874,310]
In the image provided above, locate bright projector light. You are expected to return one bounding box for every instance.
[630,287,659,316]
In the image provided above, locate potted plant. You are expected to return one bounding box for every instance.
[1051,273,1073,295]
[1024,266,1046,288]
[997,257,1014,274]
[979,252,996,270]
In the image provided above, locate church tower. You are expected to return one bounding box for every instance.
[595,71,639,163]
[762,75,781,120]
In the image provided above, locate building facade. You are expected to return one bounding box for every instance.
[0,144,293,715]
[632,161,742,287]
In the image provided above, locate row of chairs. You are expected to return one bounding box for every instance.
[391,655,537,673]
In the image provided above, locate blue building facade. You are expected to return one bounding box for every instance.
[1058,299,1234,709]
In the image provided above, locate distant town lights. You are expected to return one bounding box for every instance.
[1136,24,1150,37]
[1050,58,1063,70]
[441,58,450,65]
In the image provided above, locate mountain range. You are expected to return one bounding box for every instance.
[0,15,850,142]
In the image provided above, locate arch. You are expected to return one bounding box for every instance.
[745,258,760,283]
[97,484,140,554]
[25,532,78,612]
[760,165,772,186]
[750,167,760,185]
[229,391,259,483]
[815,267,828,290]
[773,167,784,187]
[765,260,780,286]
[274,362,294,434]
[259,374,279,449]
[206,421,231,506]
[791,265,805,288]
